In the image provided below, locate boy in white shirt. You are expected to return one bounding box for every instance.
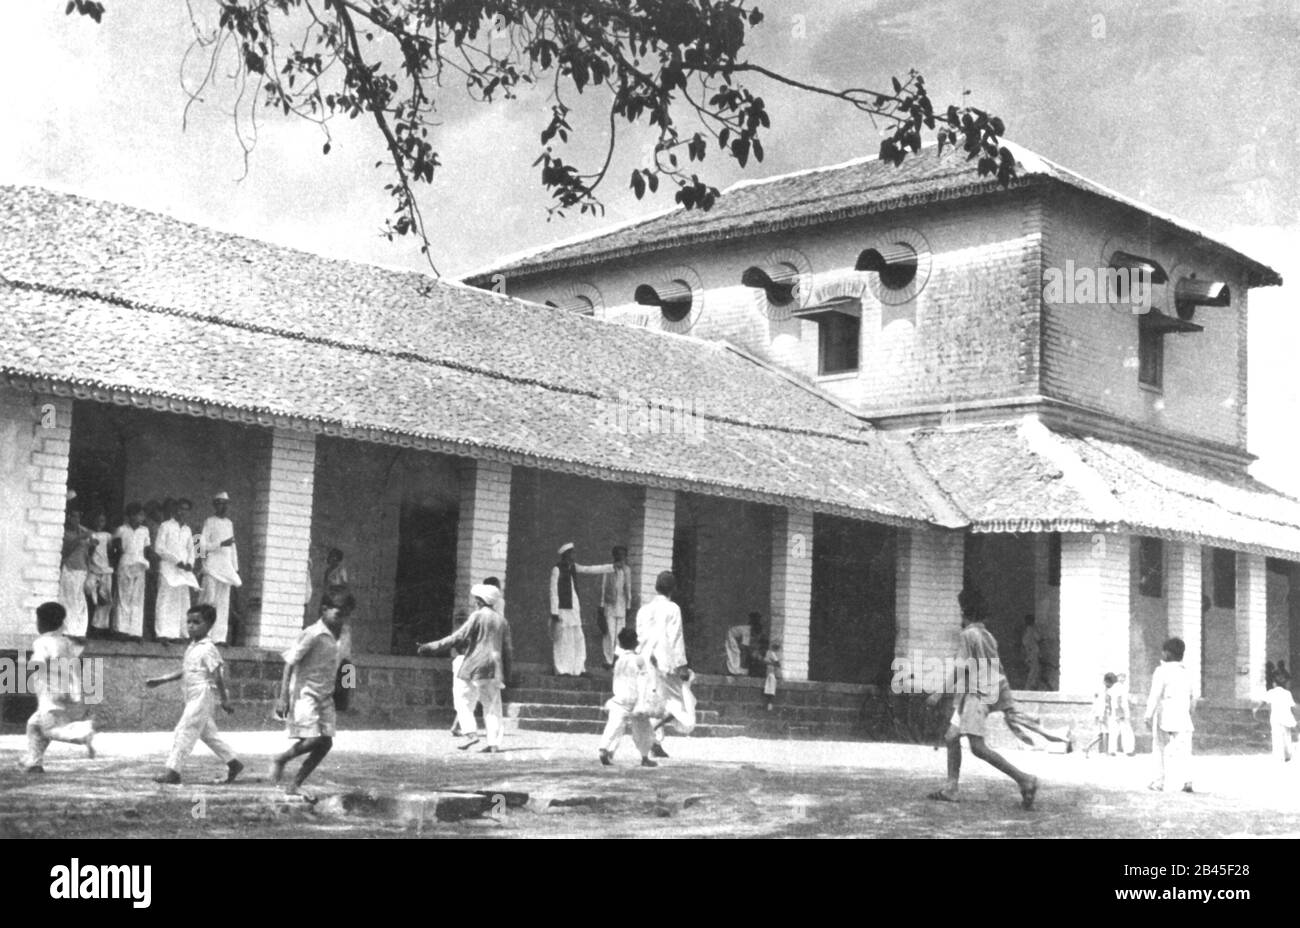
[146,604,243,785]
[1144,637,1196,793]
[599,627,657,767]
[22,602,97,772]
[1253,676,1297,762]
[86,510,114,632]
[112,502,152,638]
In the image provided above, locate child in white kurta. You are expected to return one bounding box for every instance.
[113,504,151,638]
[599,628,656,766]
[23,603,97,772]
[147,604,242,785]
[762,643,781,710]
[197,494,241,644]
[154,504,200,640]
[1145,637,1195,792]
[1254,681,1297,762]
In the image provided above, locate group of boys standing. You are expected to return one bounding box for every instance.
[59,492,242,644]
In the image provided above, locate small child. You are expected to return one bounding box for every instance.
[22,602,97,773]
[1145,637,1195,793]
[1085,672,1118,756]
[146,604,243,785]
[763,641,781,711]
[598,627,657,767]
[86,511,114,633]
[1111,673,1135,756]
[1253,674,1297,763]
[449,638,478,746]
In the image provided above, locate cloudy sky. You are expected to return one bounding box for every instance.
[3,0,1298,485]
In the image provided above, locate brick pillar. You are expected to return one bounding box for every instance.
[1167,541,1202,698]
[1236,552,1268,699]
[453,460,512,613]
[0,389,71,649]
[246,428,316,651]
[895,527,964,665]
[770,509,813,682]
[627,487,675,614]
[1059,533,1130,695]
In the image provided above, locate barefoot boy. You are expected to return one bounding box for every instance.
[598,627,657,767]
[22,602,96,773]
[927,589,1039,810]
[272,599,344,796]
[1144,637,1195,792]
[147,604,242,785]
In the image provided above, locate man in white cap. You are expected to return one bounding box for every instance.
[417,584,512,753]
[197,492,241,644]
[549,543,608,676]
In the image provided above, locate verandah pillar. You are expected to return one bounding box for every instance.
[1166,541,1202,698]
[246,428,316,650]
[628,487,675,615]
[453,459,513,611]
[894,526,964,665]
[1236,552,1267,699]
[1058,533,1130,694]
[770,509,813,682]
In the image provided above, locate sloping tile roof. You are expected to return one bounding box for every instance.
[466,142,1281,288]
[0,185,931,524]
[904,419,1300,558]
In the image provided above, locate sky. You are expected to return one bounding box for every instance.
[2,0,1298,487]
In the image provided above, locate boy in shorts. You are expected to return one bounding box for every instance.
[272,599,344,798]
[927,589,1039,809]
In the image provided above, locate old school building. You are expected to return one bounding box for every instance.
[0,141,1296,732]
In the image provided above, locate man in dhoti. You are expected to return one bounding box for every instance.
[725,612,765,675]
[112,502,152,638]
[593,546,633,668]
[155,498,200,641]
[636,570,695,758]
[58,505,93,639]
[548,543,607,676]
[197,492,241,644]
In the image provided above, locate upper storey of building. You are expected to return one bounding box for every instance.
[467,143,1281,468]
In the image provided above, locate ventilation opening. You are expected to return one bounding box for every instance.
[856,243,918,290]
[635,280,693,323]
[1174,277,1230,321]
[741,263,799,306]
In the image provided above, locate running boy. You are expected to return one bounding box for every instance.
[272,598,345,797]
[1144,637,1195,792]
[927,589,1039,809]
[22,602,96,773]
[146,604,242,785]
[598,627,657,767]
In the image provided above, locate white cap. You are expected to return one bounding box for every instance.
[213,491,230,501]
[558,542,574,555]
[471,584,499,606]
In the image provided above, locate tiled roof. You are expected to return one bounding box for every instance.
[904,419,1300,559]
[0,185,931,524]
[466,142,1281,288]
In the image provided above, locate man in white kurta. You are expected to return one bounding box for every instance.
[113,504,152,638]
[154,499,200,640]
[197,492,241,644]
[548,543,607,676]
[636,570,695,755]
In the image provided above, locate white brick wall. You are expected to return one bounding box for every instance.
[246,428,316,650]
[1236,552,1267,699]
[0,388,71,649]
[770,509,813,681]
[453,460,513,612]
[894,527,963,664]
[627,487,675,614]
[1059,533,1130,695]
[1166,542,1202,697]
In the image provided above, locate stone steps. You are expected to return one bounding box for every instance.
[504,702,721,724]
[506,717,747,738]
